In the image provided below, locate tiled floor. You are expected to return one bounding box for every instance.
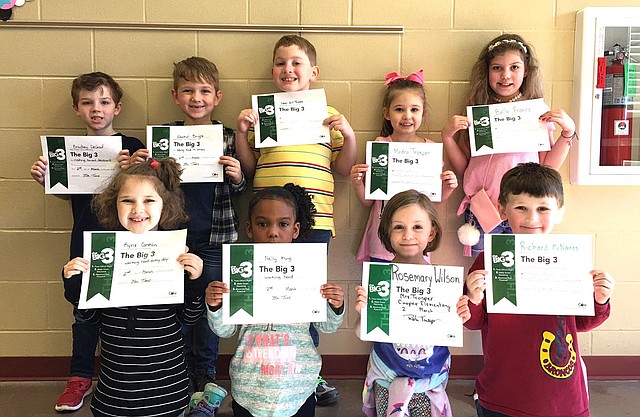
[1,379,638,417]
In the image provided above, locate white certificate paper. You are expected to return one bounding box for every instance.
[222,243,327,324]
[484,234,594,316]
[40,136,122,194]
[467,98,551,156]
[360,262,465,347]
[252,89,330,148]
[147,125,224,183]
[365,141,443,202]
[79,230,187,309]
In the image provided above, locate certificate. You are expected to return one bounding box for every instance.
[360,262,465,347]
[467,98,551,156]
[147,125,224,183]
[79,230,187,309]
[40,135,122,194]
[222,243,327,324]
[252,89,330,148]
[484,234,594,315]
[365,141,443,202]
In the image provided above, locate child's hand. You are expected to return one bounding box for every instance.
[30,156,48,186]
[466,269,487,305]
[323,114,354,137]
[456,295,471,324]
[237,108,258,134]
[321,284,344,310]
[219,155,243,185]
[591,270,615,305]
[178,252,203,280]
[440,170,458,190]
[354,285,367,314]
[350,164,368,186]
[441,115,470,139]
[539,109,576,138]
[63,257,89,279]
[205,281,229,309]
[123,148,150,169]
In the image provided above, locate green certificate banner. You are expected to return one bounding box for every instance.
[147,125,224,183]
[365,141,443,202]
[40,136,123,194]
[252,89,330,148]
[467,98,551,156]
[79,230,187,309]
[484,234,594,316]
[359,262,464,347]
[222,243,327,324]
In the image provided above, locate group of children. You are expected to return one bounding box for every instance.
[29,32,615,417]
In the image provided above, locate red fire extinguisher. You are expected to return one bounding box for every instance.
[600,44,633,166]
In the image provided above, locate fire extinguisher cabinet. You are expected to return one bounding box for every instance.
[572,7,640,185]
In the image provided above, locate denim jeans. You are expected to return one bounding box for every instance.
[182,243,222,378]
[70,306,100,378]
[465,208,512,257]
[294,229,331,347]
[476,402,511,417]
[232,394,316,417]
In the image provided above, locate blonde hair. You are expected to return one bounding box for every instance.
[272,35,317,66]
[173,56,220,91]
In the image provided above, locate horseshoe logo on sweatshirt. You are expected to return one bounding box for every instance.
[539,331,576,379]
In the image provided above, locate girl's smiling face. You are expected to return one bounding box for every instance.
[116,177,163,234]
[389,203,436,264]
[488,51,527,101]
[383,91,425,140]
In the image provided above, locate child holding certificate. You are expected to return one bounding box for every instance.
[355,190,471,417]
[440,34,576,256]
[464,162,615,417]
[234,34,356,405]
[130,57,246,394]
[62,158,216,417]
[206,184,345,417]
[350,70,458,263]
[29,72,145,412]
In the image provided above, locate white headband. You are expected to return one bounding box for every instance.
[488,39,528,55]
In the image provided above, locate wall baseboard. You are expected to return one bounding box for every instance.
[1,355,638,381]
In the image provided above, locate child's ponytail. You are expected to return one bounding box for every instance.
[282,182,316,237]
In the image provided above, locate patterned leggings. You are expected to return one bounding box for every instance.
[374,381,432,417]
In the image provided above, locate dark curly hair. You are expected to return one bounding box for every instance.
[92,158,188,231]
[378,190,442,255]
[248,183,316,238]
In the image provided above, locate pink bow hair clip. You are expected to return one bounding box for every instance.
[384,69,424,86]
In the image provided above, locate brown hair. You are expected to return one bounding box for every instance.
[498,162,564,207]
[378,190,442,255]
[466,33,543,106]
[173,56,220,91]
[272,35,317,66]
[92,158,188,231]
[381,79,427,137]
[71,72,123,106]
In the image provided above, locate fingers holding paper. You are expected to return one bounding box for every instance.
[321,283,344,310]
[178,252,203,280]
[354,285,367,314]
[64,257,90,279]
[465,269,487,305]
[219,155,243,185]
[456,295,471,324]
[206,281,229,309]
[591,269,615,305]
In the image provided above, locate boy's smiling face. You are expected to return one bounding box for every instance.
[171,78,222,125]
[499,193,564,234]
[271,45,319,92]
[73,86,121,136]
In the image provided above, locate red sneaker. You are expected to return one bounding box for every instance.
[54,376,93,412]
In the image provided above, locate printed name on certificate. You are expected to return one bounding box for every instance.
[41,136,123,194]
[485,234,594,316]
[147,125,224,183]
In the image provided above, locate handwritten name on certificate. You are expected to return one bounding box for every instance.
[365,141,443,202]
[467,98,551,156]
[79,230,187,309]
[40,136,122,194]
[252,89,330,148]
[222,243,327,324]
[485,234,594,316]
[360,262,465,347]
[147,125,224,183]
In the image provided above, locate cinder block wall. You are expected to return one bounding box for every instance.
[1,0,638,361]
